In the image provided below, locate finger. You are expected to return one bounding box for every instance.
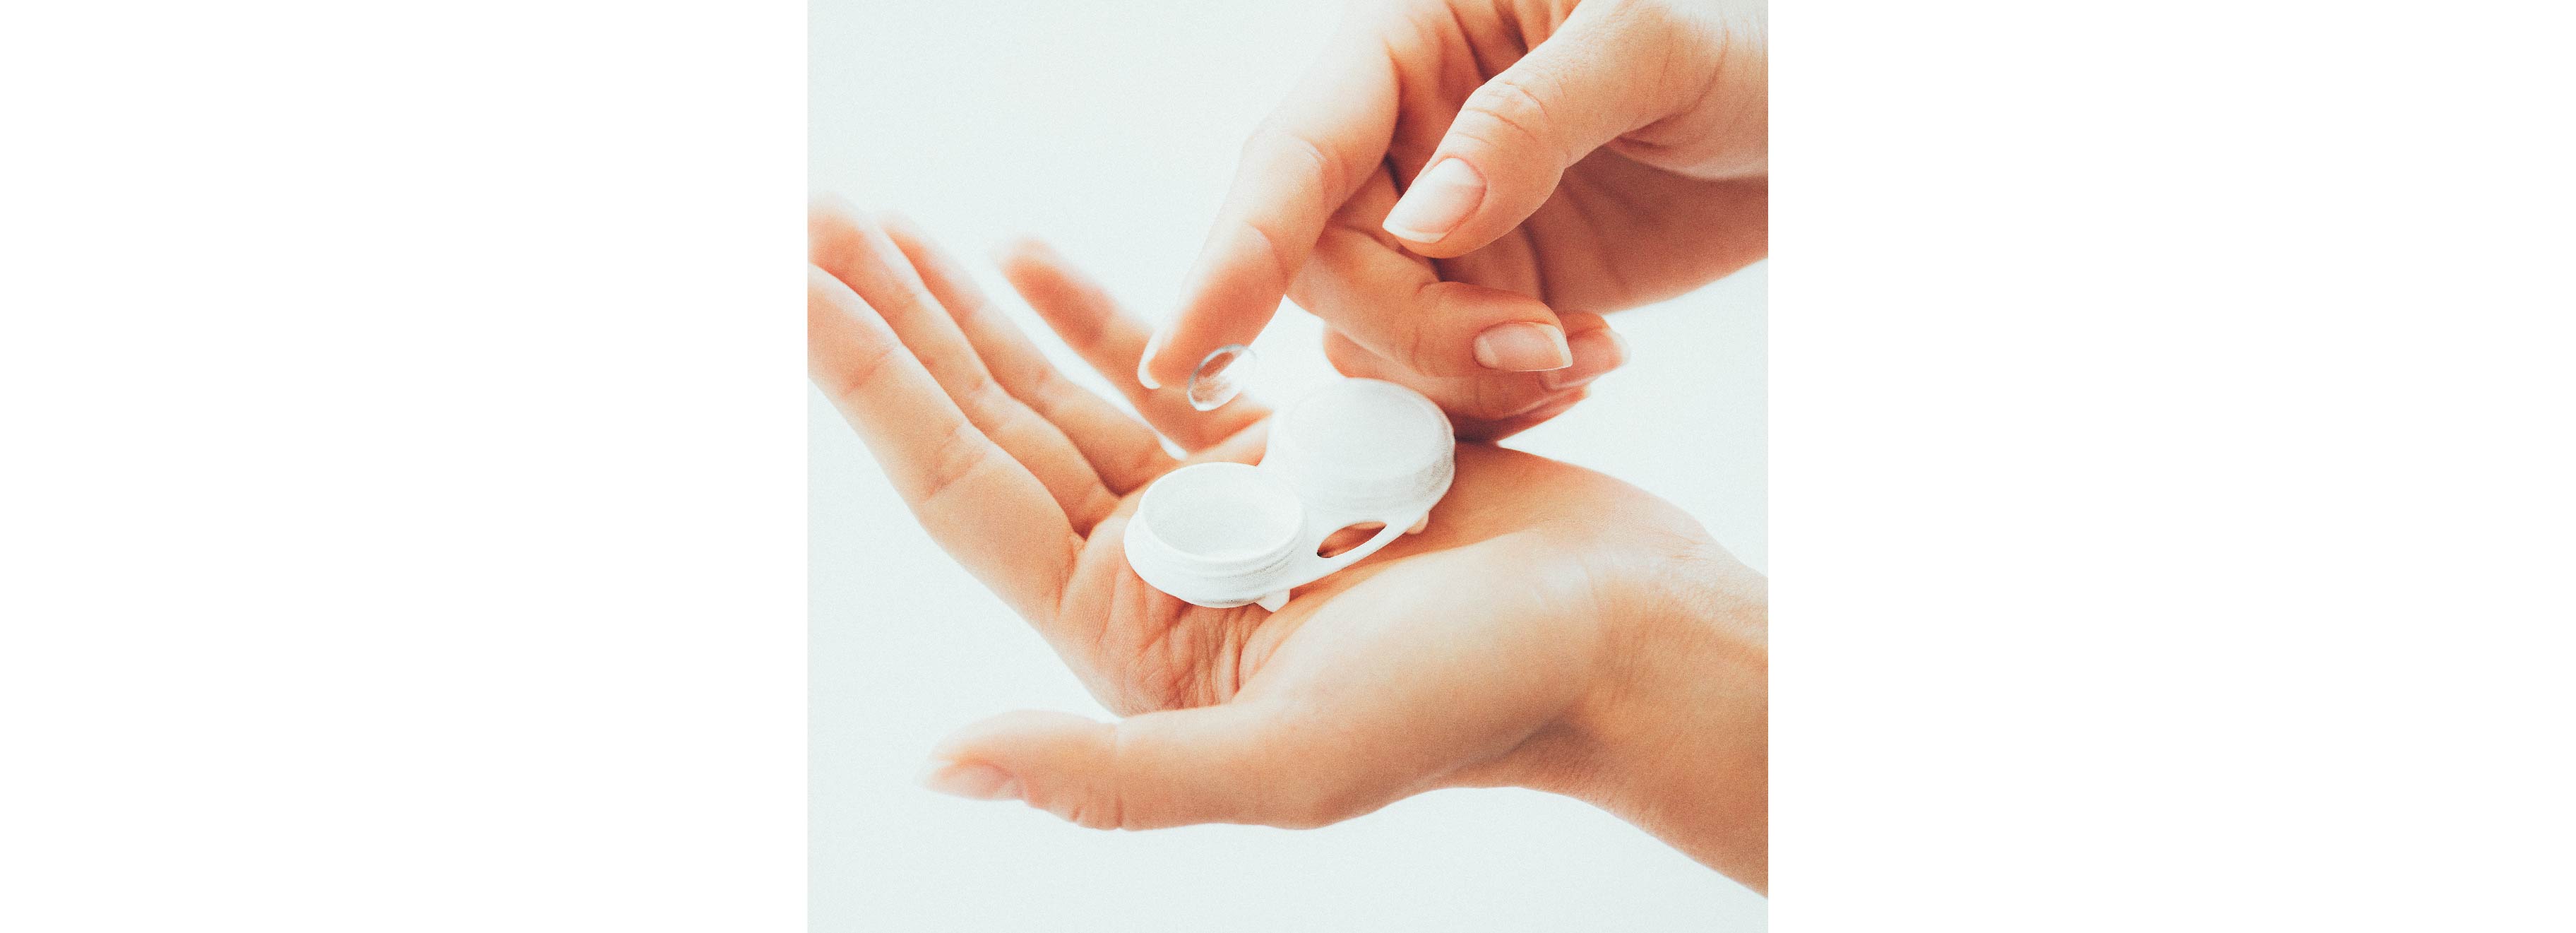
[1176,419,1269,469]
[1296,172,1571,376]
[917,704,1395,831]
[994,238,1271,451]
[809,201,1123,533]
[1138,30,1399,391]
[807,265,1075,618]
[1380,2,1691,257]
[1329,311,1607,435]
[1467,384,1592,443]
[922,549,1591,830]
[878,218,1178,495]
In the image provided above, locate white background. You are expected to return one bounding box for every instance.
[809,1,1766,929]
[7,0,2576,930]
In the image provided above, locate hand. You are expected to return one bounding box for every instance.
[810,199,1768,889]
[1139,0,1767,439]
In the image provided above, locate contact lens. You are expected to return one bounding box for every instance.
[1186,343,1257,412]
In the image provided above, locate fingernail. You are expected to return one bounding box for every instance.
[1382,158,1485,243]
[1474,321,1573,372]
[918,760,1022,802]
[1542,329,1630,390]
[1135,326,1167,390]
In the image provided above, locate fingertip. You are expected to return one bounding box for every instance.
[1380,157,1486,251]
[808,190,859,220]
[881,216,979,287]
[876,211,929,248]
[1135,326,1169,390]
[1542,327,1628,391]
[1472,321,1573,373]
[990,240,1066,302]
[808,196,866,261]
[805,261,841,293]
[989,235,1050,271]
[1554,309,1611,337]
[933,708,1103,758]
[929,710,1123,819]
[917,759,1022,802]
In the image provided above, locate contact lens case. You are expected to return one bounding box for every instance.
[1123,378,1454,610]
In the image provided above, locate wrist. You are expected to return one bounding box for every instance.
[1558,544,1770,889]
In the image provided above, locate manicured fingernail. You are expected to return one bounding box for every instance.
[1474,321,1572,372]
[1135,326,1167,389]
[918,760,1021,802]
[1543,330,1630,390]
[1383,158,1485,243]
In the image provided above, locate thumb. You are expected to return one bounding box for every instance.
[917,704,1405,831]
[1380,3,1686,256]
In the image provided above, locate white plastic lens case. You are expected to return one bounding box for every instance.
[1122,379,1455,610]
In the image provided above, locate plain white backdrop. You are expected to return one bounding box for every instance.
[8,0,2575,929]
[809,1,1767,928]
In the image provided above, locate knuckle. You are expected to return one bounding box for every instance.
[1463,73,1562,159]
[1237,218,1301,295]
[1397,283,1458,374]
[830,340,897,405]
[1242,123,1346,198]
[1020,368,1076,420]
[955,372,1008,420]
[1402,320,1443,375]
[916,420,993,505]
[1064,795,1125,831]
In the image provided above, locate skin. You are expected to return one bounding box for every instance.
[809,200,1767,890]
[1142,0,1767,438]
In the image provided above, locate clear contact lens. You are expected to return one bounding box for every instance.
[1186,343,1257,412]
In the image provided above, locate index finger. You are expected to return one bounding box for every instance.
[1137,28,1399,391]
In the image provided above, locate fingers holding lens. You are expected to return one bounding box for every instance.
[994,238,1272,452]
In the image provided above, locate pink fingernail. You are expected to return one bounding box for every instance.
[1542,330,1629,390]
[1136,326,1167,390]
[1473,321,1572,372]
[918,761,1022,802]
[1382,158,1485,243]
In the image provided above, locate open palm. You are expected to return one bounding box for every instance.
[810,200,1758,836]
